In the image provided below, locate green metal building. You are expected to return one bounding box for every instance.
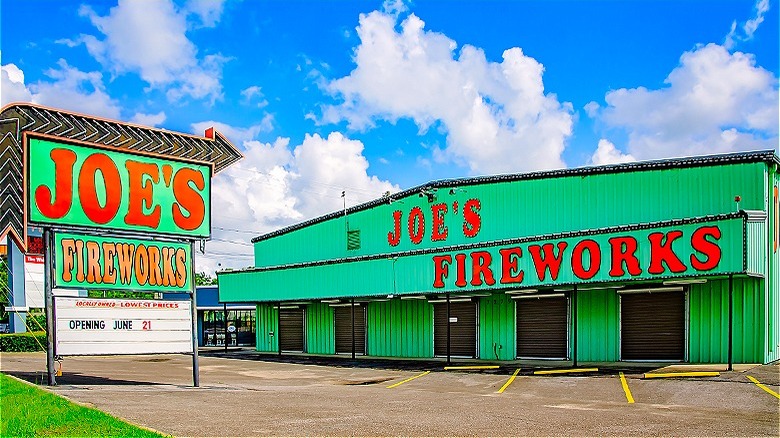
[218,150,780,365]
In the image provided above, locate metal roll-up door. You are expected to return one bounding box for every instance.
[516,295,569,359]
[434,301,477,358]
[334,305,366,355]
[621,291,685,361]
[279,308,305,352]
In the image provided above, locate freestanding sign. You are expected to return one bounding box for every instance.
[25,134,208,385]
[54,297,193,356]
[4,104,242,387]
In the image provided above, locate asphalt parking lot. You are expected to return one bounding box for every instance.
[1,351,778,437]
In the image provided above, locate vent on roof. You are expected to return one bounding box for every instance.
[347,230,361,251]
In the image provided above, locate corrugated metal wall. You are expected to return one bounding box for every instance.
[688,278,763,363]
[576,289,620,361]
[252,162,767,268]
[367,299,434,358]
[222,217,746,303]
[746,220,766,276]
[478,293,515,360]
[255,304,278,353]
[765,170,779,363]
[306,302,335,354]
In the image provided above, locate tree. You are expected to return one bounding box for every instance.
[195,271,218,286]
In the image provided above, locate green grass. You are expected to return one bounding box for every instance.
[0,373,167,437]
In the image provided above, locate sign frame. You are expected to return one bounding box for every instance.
[53,296,194,356]
[52,231,193,293]
[25,132,214,240]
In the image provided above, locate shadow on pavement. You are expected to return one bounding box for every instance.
[6,371,166,386]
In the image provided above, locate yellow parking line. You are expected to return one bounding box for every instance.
[534,368,599,375]
[619,372,635,404]
[444,365,500,370]
[746,375,780,399]
[386,371,431,389]
[643,371,719,379]
[497,368,521,394]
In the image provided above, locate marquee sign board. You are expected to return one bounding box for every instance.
[53,232,192,293]
[54,297,193,356]
[28,137,212,238]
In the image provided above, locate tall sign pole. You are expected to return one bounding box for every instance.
[190,242,200,387]
[43,228,56,386]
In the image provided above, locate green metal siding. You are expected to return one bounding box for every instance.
[576,289,620,361]
[221,217,746,302]
[746,220,766,276]
[253,162,767,267]
[306,303,335,354]
[255,304,278,353]
[688,278,764,363]
[766,169,779,363]
[366,299,433,358]
[478,293,516,360]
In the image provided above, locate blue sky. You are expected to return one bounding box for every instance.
[2,0,778,272]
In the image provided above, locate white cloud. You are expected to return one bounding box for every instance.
[382,0,408,16]
[130,111,167,127]
[240,85,269,108]
[588,43,778,160]
[1,63,33,105]
[589,139,636,165]
[76,0,226,103]
[725,0,770,50]
[2,59,122,119]
[322,11,573,175]
[195,126,400,274]
[184,0,226,28]
[1,60,178,125]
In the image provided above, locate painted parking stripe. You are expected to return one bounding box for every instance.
[746,375,780,399]
[497,368,521,394]
[386,371,431,389]
[533,368,599,375]
[643,371,719,379]
[619,372,635,404]
[444,365,500,371]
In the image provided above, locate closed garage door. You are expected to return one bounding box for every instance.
[434,301,477,358]
[516,295,569,359]
[279,307,305,352]
[621,291,685,361]
[335,305,366,355]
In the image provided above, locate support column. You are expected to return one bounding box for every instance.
[728,274,733,371]
[277,302,282,356]
[446,293,451,365]
[571,285,578,368]
[351,298,356,359]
